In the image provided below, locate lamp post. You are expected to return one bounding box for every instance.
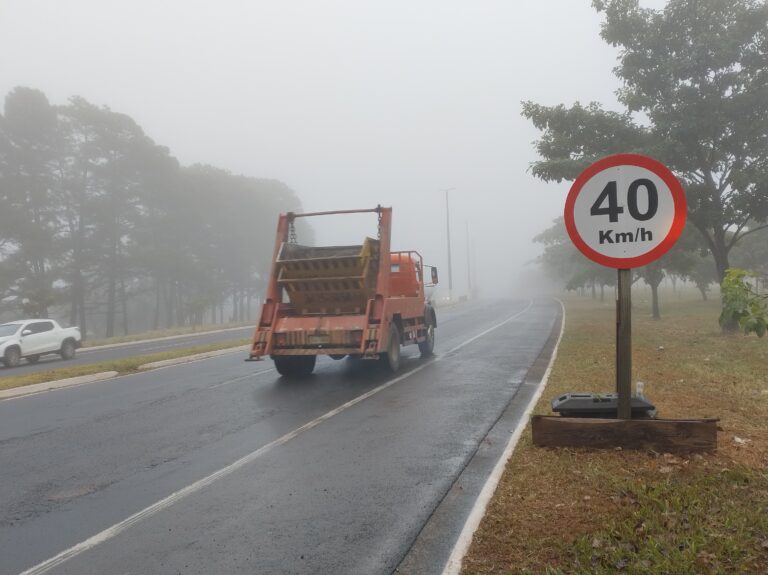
[442,188,454,301]
[466,220,471,298]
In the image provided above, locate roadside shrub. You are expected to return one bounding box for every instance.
[719,268,768,337]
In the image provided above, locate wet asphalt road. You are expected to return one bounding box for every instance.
[0,327,255,379]
[0,299,561,575]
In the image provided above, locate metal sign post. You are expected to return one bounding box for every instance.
[563,154,687,419]
[533,154,720,452]
[616,268,632,419]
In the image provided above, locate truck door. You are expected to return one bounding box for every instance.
[23,321,56,354]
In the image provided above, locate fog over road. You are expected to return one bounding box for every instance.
[1,299,561,575]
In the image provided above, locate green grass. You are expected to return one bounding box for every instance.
[557,468,768,574]
[463,292,768,575]
[0,338,249,391]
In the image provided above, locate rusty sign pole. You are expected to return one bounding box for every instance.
[616,268,632,419]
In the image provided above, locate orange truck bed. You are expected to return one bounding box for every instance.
[248,206,437,376]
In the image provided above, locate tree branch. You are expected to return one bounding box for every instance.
[731,223,768,248]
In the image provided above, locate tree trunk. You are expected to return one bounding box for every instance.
[120,268,129,336]
[650,282,661,319]
[153,277,161,331]
[164,281,174,328]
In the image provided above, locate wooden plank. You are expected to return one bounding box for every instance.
[532,416,718,453]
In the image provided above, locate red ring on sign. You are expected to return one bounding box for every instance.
[564,154,687,269]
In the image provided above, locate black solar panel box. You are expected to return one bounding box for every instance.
[551,392,656,418]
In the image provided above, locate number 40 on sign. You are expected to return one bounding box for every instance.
[564,154,687,269]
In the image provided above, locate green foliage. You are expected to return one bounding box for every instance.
[533,217,716,315]
[524,0,768,283]
[719,268,768,336]
[0,87,304,336]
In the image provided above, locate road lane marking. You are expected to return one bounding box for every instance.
[441,299,565,575]
[207,369,274,389]
[20,301,533,575]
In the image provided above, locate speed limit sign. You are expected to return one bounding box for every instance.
[564,154,687,268]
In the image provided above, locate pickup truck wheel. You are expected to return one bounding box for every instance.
[26,354,41,364]
[3,346,21,368]
[381,329,401,372]
[418,324,435,358]
[60,339,77,360]
[274,355,316,377]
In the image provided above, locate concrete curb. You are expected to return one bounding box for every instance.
[441,299,566,575]
[1,344,250,400]
[138,345,249,370]
[0,371,119,400]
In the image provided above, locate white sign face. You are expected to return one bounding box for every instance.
[564,154,686,268]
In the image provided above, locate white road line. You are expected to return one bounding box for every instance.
[441,299,566,575]
[207,368,274,389]
[20,301,533,575]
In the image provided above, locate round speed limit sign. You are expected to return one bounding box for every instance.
[564,154,687,268]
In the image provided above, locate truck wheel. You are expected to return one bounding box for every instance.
[60,339,77,360]
[26,354,41,364]
[274,355,316,377]
[381,329,401,372]
[418,323,435,358]
[3,346,21,368]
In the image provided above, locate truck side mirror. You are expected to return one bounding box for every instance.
[22,329,32,336]
[431,267,439,285]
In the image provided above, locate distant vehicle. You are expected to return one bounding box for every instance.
[0,319,82,368]
[248,206,438,376]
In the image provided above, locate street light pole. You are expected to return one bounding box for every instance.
[466,220,471,298]
[444,188,454,301]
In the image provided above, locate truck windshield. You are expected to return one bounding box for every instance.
[0,324,21,337]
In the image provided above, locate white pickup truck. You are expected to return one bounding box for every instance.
[0,319,82,368]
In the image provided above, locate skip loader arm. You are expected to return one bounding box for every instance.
[248,206,392,361]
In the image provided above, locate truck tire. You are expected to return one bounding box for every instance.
[60,339,77,360]
[26,354,41,364]
[3,346,21,368]
[381,329,401,372]
[418,323,435,358]
[274,355,316,377]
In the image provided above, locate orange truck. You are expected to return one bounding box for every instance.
[248,206,438,376]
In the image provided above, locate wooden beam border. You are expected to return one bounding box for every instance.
[532,415,718,453]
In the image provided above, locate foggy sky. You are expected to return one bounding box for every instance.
[0,0,667,298]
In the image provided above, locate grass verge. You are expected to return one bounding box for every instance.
[462,293,768,574]
[83,321,253,347]
[0,339,250,392]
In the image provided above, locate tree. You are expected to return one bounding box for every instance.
[0,86,308,336]
[534,217,616,299]
[730,222,768,289]
[534,216,715,317]
[0,87,63,317]
[523,0,768,285]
